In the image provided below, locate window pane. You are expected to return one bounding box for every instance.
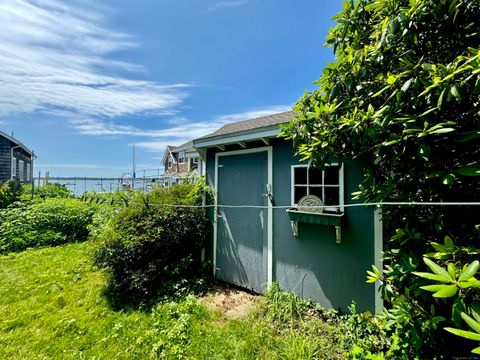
[325,166,339,185]
[294,186,307,203]
[309,167,323,185]
[309,187,323,200]
[325,187,340,207]
[294,167,307,185]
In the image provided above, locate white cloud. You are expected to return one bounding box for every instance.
[207,0,248,13]
[0,0,189,117]
[134,140,174,152]
[69,117,221,140]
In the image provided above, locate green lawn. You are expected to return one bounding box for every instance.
[0,242,350,359]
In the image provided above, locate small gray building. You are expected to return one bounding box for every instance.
[193,111,382,313]
[0,131,35,184]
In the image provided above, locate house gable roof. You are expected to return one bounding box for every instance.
[193,111,294,148]
[0,130,34,156]
[161,140,198,166]
[170,140,195,153]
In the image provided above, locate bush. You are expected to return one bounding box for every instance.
[281,0,480,357]
[93,183,211,307]
[21,183,71,200]
[0,180,22,208]
[0,198,96,253]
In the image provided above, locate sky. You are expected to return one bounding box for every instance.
[0,0,343,177]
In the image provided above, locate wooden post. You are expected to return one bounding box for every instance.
[31,150,35,200]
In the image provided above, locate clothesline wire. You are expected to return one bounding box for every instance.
[126,201,480,209]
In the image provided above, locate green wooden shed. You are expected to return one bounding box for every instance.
[193,111,383,313]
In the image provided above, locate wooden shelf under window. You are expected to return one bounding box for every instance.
[286,209,344,244]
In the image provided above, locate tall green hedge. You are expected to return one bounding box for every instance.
[281,0,480,357]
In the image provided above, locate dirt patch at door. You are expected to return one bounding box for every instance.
[202,283,260,319]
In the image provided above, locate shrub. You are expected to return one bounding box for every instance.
[281,0,480,357]
[0,180,22,208]
[0,198,96,253]
[21,183,71,200]
[93,183,211,307]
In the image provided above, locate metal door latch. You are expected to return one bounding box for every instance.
[263,184,273,203]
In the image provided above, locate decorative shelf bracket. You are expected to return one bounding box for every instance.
[287,209,344,244]
[335,225,341,244]
[290,220,299,237]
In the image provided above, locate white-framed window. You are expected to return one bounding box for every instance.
[11,157,17,179]
[26,163,31,181]
[291,163,344,212]
[178,151,185,164]
[189,157,199,170]
[167,154,174,168]
[19,160,24,181]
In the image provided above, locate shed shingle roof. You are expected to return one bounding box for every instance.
[198,111,294,140]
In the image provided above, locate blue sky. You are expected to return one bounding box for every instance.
[0,0,342,177]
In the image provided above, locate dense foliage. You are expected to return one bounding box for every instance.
[0,198,96,253]
[22,183,71,200]
[93,183,211,307]
[0,180,22,208]
[281,0,480,357]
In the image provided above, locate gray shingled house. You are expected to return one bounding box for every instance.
[0,130,35,184]
[193,111,383,313]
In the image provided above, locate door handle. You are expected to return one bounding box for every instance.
[263,192,273,201]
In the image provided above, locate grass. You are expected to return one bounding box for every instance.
[0,242,154,359]
[0,241,352,359]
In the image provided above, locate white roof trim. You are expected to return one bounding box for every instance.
[162,146,178,167]
[193,127,280,149]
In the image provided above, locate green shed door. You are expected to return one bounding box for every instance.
[216,151,268,293]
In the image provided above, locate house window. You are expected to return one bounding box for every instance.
[178,151,185,164]
[26,163,31,181]
[189,157,199,170]
[291,164,344,212]
[168,154,173,168]
[11,157,17,179]
[19,160,24,181]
